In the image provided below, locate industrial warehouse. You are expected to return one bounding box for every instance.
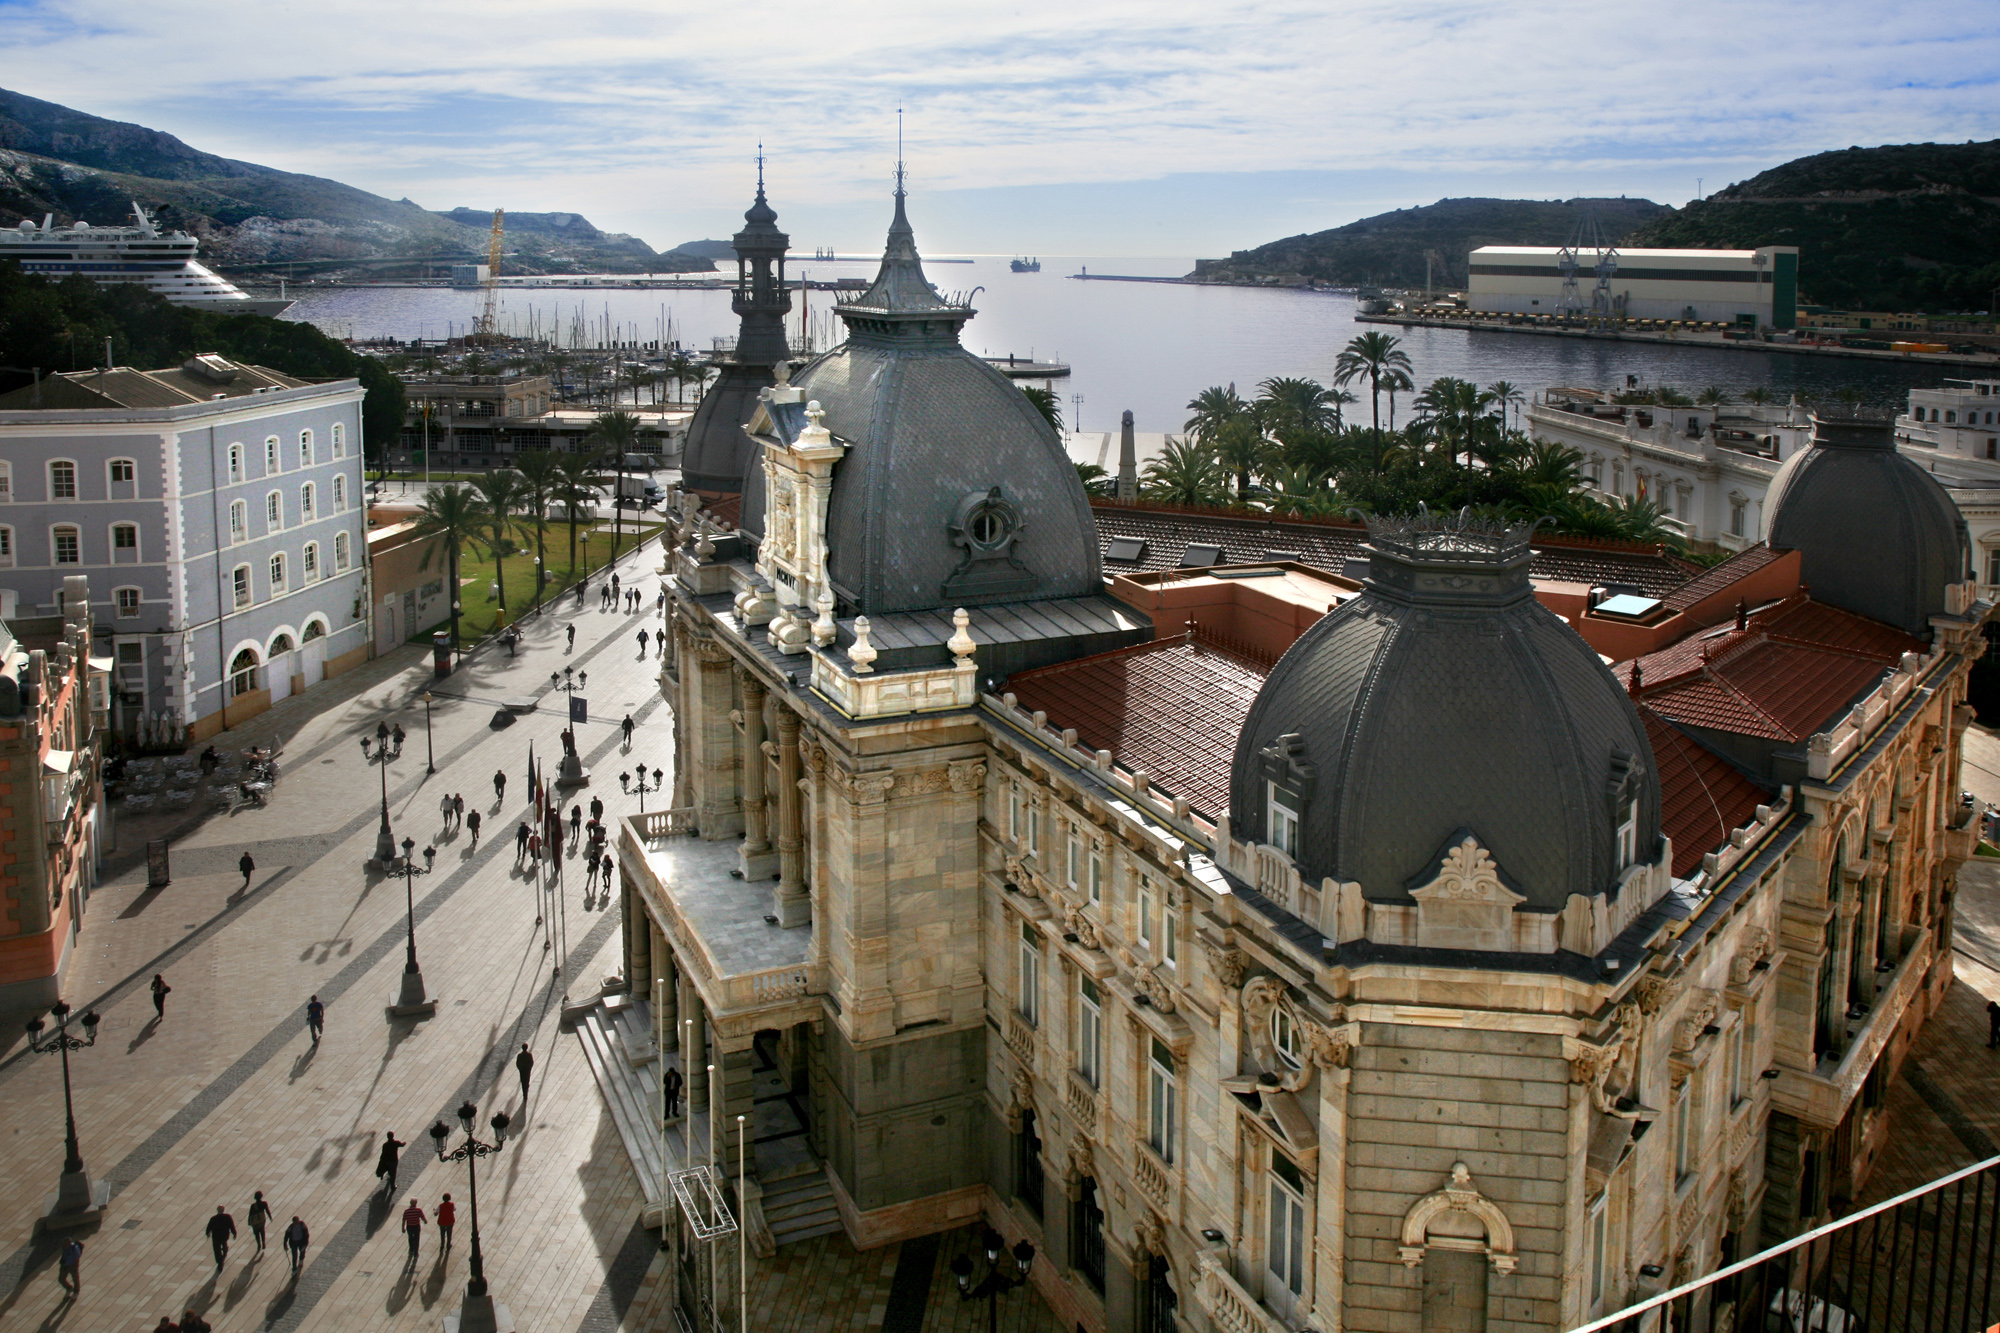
[1467,244,1800,327]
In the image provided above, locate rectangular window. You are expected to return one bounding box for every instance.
[269,553,285,593]
[233,565,251,609]
[265,438,279,473]
[1589,1197,1609,1309]
[1730,501,1746,538]
[304,544,319,580]
[1089,850,1103,905]
[1163,893,1179,968]
[1067,831,1080,888]
[331,423,345,457]
[1267,1157,1306,1300]
[0,526,13,567]
[50,461,76,499]
[266,493,282,530]
[52,526,79,564]
[230,501,247,544]
[1029,806,1041,856]
[116,588,140,618]
[110,459,134,483]
[1008,785,1021,841]
[1674,1081,1699,1181]
[335,532,351,571]
[1728,1018,1745,1107]
[1988,548,2000,587]
[1268,783,1300,857]
[228,444,244,483]
[1148,1038,1177,1165]
[1078,975,1102,1087]
[1018,922,1040,1026]
[301,484,315,520]
[1140,882,1155,950]
[1617,801,1638,868]
[299,430,314,466]
[333,475,347,511]
[0,463,11,498]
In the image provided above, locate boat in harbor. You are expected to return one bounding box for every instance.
[1010,256,1041,273]
[2,203,293,316]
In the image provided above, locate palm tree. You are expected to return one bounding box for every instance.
[1140,437,1229,508]
[1213,415,1270,502]
[471,469,530,624]
[1696,386,1733,415]
[408,483,488,655]
[1383,367,1415,436]
[1256,377,1346,438]
[1074,463,1115,497]
[512,448,562,612]
[1023,385,1063,432]
[1485,380,1525,432]
[553,449,604,580]
[1332,332,1414,452]
[1743,386,1773,406]
[1183,385,1248,440]
[589,411,642,562]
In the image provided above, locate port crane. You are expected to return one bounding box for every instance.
[1555,215,1616,325]
[475,209,504,341]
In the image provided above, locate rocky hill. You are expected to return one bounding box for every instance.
[0,86,712,278]
[1190,196,1672,288]
[1623,139,2000,311]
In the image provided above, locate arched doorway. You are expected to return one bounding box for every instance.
[300,619,328,687]
[1397,1163,1518,1333]
[267,633,297,703]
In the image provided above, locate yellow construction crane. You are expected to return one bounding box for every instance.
[476,208,504,340]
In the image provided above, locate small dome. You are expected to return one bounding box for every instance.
[1229,514,1660,916]
[1766,408,1965,638]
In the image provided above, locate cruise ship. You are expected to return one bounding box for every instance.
[2,203,292,316]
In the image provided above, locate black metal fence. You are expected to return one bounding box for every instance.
[1575,1156,2000,1333]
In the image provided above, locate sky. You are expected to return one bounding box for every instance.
[2,0,1996,257]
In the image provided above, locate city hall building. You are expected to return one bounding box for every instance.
[591,180,1985,1333]
[1467,246,1799,328]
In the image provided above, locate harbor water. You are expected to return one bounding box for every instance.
[281,255,1954,434]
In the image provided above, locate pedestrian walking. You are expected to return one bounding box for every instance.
[306,994,324,1043]
[441,791,456,833]
[453,793,465,830]
[238,852,255,891]
[600,585,611,611]
[493,768,507,804]
[437,1194,456,1250]
[516,1043,534,1100]
[566,623,576,650]
[248,1191,273,1251]
[392,724,406,756]
[149,1318,178,1333]
[570,804,583,841]
[205,1205,237,1266]
[612,573,621,600]
[515,822,531,864]
[601,852,614,891]
[180,1311,211,1333]
[151,973,171,1020]
[638,628,649,656]
[283,1216,309,1275]
[550,817,564,861]
[658,632,666,658]
[57,1237,81,1295]
[657,589,667,615]
[467,809,482,847]
[374,1131,406,1195]
[401,1198,427,1263]
[584,855,599,891]
[591,794,605,823]
[528,830,542,864]
[663,1064,683,1120]
[576,581,587,609]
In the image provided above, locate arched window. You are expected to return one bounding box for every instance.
[228,443,245,484]
[301,618,326,642]
[229,648,260,697]
[232,563,252,609]
[0,459,12,500]
[115,587,141,618]
[266,491,283,531]
[303,542,320,581]
[49,460,77,500]
[301,483,316,521]
[265,436,280,473]
[269,552,287,593]
[334,531,351,571]
[268,632,294,657]
[107,458,138,501]
[331,422,345,457]
[332,475,347,511]
[51,524,80,564]
[0,525,12,567]
[299,429,315,466]
[112,522,139,563]
[229,500,248,544]
[1948,410,1958,424]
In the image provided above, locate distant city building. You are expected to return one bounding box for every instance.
[393,373,686,469]
[0,576,106,1008]
[1468,246,1799,328]
[0,356,370,741]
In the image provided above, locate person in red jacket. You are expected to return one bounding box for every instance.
[436,1193,456,1250]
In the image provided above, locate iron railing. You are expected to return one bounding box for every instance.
[1576,1156,2000,1333]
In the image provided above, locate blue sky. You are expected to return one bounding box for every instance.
[3,0,1995,256]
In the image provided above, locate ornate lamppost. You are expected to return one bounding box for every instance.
[430,1102,512,1333]
[948,1230,1036,1333]
[623,766,665,812]
[25,1001,108,1229]
[390,836,438,1018]
[373,719,396,864]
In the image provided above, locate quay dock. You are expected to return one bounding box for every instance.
[1357,312,2000,369]
[984,354,1069,379]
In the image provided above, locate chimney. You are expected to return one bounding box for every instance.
[1116,409,1138,503]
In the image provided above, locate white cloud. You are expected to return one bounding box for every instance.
[4,0,1995,251]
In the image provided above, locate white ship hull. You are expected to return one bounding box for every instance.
[2,204,293,317]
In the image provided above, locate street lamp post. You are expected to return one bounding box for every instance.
[949,1230,1037,1333]
[390,836,438,1018]
[625,766,664,813]
[430,1102,512,1333]
[423,692,435,776]
[373,719,396,864]
[26,1001,108,1229]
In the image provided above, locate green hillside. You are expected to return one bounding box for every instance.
[1190,196,1673,288]
[1623,140,2000,311]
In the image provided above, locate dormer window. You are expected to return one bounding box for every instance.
[1267,783,1301,858]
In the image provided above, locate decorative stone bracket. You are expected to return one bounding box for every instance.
[1396,1163,1519,1275]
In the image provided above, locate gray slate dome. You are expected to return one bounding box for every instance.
[1765,408,1967,639]
[1229,515,1660,916]
[748,188,1100,615]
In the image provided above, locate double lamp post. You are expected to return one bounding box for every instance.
[25,1000,108,1229]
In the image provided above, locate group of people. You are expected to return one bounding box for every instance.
[511,790,615,890]
[438,791,482,846]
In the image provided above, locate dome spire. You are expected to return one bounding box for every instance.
[837,113,974,343]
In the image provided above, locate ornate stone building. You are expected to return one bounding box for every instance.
[610,178,1989,1333]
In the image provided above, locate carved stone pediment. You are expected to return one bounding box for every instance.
[1407,832,1527,952]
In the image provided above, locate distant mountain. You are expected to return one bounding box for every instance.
[0,87,712,278]
[1191,196,1673,288]
[1623,139,2000,311]
[671,239,738,261]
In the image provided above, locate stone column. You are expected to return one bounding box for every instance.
[655,945,678,1037]
[648,919,671,1010]
[716,1033,757,1179]
[774,707,809,928]
[737,669,775,879]
[629,888,654,996]
[693,639,742,839]
[680,977,709,1111]
[670,619,695,810]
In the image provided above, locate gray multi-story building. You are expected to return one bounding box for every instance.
[0,356,370,741]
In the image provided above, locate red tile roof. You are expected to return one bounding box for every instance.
[1003,632,1268,819]
[1617,596,1923,742]
[1660,544,1785,612]
[1643,710,1771,877]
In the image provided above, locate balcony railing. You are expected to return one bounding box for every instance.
[1576,1155,2000,1333]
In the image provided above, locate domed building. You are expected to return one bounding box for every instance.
[1765,407,1968,638]
[1230,512,1661,942]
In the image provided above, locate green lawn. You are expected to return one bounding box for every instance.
[420,518,665,647]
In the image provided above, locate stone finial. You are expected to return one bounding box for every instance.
[812,586,837,646]
[695,517,716,562]
[848,617,877,674]
[948,607,976,664]
[800,399,830,446]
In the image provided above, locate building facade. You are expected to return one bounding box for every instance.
[605,189,1987,1333]
[0,357,371,740]
[0,575,107,1008]
[1468,247,1799,327]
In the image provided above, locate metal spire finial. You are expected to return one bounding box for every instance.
[756,143,765,192]
[895,108,905,198]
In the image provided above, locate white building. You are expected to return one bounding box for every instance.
[1468,246,1800,327]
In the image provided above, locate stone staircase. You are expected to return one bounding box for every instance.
[572,993,665,1220]
[759,1162,842,1246]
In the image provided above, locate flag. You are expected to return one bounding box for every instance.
[570,695,588,726]
[526,743,537,806]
